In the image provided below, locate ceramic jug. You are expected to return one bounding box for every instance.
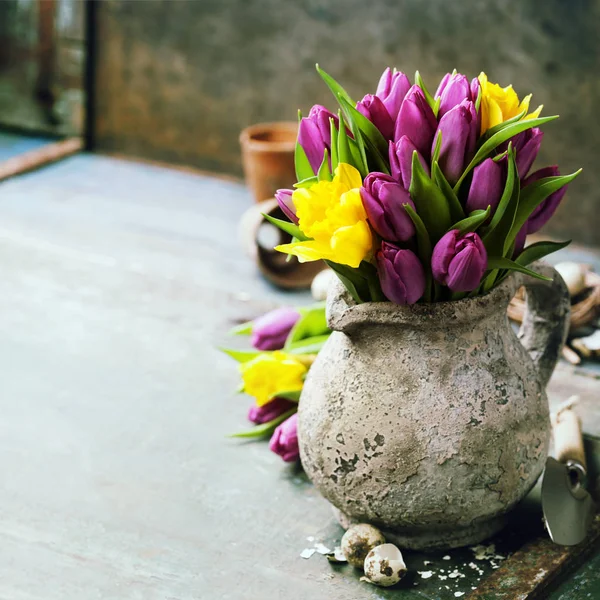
[298,262,570,550]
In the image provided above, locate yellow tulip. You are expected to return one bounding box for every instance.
[240,351,308,407]
[478,72,543,134]
[275,163,373,268]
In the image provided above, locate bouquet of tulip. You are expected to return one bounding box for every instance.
[271,67,581,303]
[223,304,330,461]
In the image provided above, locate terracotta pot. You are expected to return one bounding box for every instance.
[298,263,570,550]
[239,122,298,203]
[238,198,326,289]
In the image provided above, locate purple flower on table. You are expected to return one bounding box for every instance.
[356,94,395,140]
[360,173,416,242]
[523,165,568,234]
[394,85,438,159]
[435,72,474,118]
[248,397,296,425]
[251,307,301,351]
[465,157,506,215]
[389,136,430,189]
[298,104,339,173]
[432,230,488,293]
[376,67,411,122]
[433,99,478,186]
[376,242,426,305]
[269,413,299,462]
[275,189,298,224]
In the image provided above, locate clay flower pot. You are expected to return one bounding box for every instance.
[239,122,298,203]
[298,262,570,550]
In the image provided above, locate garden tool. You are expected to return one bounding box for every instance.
[542,398,596,545]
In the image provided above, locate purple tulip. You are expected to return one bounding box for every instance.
[389,136,430,189]
[470,77,481,104]
[298,104,338,173]
[275,189,298,224]
[376,242,426,304]
[394,85,438,158]
[269,413,299,462]
[435,73,473,118]
[523,166,568,234]
[465,157,506,215]
[248,397,296,425]
[376,67,411,121]
[360,173,416,242]
[432,230,488,293]
[251,307,301,351]
[512,128,543,179]
[357,94,395,140]
[433,99,478,185]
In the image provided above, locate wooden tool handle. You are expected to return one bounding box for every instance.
[554,408,586,469]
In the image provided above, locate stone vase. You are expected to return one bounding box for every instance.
[298,262,570,550]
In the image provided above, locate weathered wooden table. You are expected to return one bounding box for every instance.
[0,152,598,599]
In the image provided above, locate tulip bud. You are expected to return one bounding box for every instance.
[360,173,416,242]
[376,242,426,304]
[389,136,430,189]
[275,189,298,224]
[465,157,506,215]
[298,105,338,173]
[523,166,568,234]
[269,413,299,462]
[512,128,543,179]
[251,307,301,351]
[376,67,411,122]
[432,230,488,292]
[248,397,296,425]
[433,99,478,185]
[394,85,438,158]
[356,94,395,140]
[435,73,473,118]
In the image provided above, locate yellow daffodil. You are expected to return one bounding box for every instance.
[240,351,308,407]
[275,163,373,268]
[478,72,543,134]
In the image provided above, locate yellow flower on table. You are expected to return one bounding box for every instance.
[240,351,308,407]
[275,163,373,269]
[478,72,543,134]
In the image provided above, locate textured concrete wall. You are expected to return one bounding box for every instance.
[94,0,600,246]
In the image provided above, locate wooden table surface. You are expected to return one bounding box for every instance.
[0,153,598,599]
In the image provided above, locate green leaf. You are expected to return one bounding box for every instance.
[316,64,354,106]
[363,136,390,175]
[478,109,527,145]
[337,98,369,176]
[450,206,491,235]
[329,118,339,171]
[337,109,352,166]
[285,304,329,348]
[481,147,519,256]
[295,140,314,181]
[515,239,571,267]
[338,95,388,159]
[453,115,559,192]
[263,213,309,241]
[486,257,552,281]
[415,70,441,116]
[475,85,482,113]
[432,129,443,165]
[220,348,262,363]
[277,390,302,402]
[432,161,465,223]
[294,176,318,189]
[404,204,433,303]
[228,321,253,336]
[508,170,582,244]
[286,334,330,355]
[229,408,297,438]
[325,261,368,303]
[317,148,332,181]
[409,151,452,242]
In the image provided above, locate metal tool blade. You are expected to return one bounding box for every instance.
[542,456,595,545]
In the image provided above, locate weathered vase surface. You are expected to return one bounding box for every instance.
[298,263,570,550]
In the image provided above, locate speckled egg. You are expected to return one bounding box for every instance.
[363,543,407,587]
[340,523,386,568]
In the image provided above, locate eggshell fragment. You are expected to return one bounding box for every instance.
[363,543,407,587]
